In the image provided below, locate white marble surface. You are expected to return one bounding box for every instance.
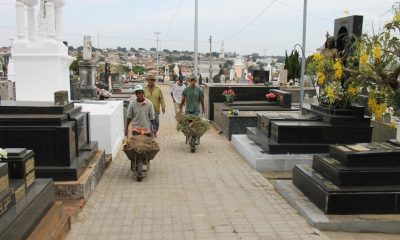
[76,101,124,158]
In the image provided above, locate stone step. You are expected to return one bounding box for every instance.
[246,127,328,154]
[0,179,55,240]
[313,154,400,186]
[330,142,400,167]
[270,120,372,144]
[27,201,71,240]
[293,164,400,214]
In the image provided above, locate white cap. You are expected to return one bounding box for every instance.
[133,85,144,93]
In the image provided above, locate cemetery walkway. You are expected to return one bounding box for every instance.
[67,85,400,240]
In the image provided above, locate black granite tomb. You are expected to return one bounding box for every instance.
[213,89,297,140]
[1,148,34,179]
[202,83,278,121]
[9,179,26,204]
[0,179,54,240]
[294,141,400,214]
[0,101,98,181]
[246,103,373,154]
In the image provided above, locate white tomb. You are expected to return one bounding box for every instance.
[12,0,74,101]
[11,0,124,157]
[76,101,124,158]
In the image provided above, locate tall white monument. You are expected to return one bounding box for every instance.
[12,0,74,101]
[164,65,170,82]
[219,41,225,59]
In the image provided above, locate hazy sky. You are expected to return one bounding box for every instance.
[0,0,397,56]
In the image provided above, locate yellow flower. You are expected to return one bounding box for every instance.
[373,44,382,63]
[317,72,326,85]
[313,53,324,62]
[347,86,358,96]
[359,53,368,65]
[326,85,335,104]
[333,59,343,81]
[395,11,400,22]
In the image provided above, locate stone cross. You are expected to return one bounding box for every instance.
[83,36,92,61]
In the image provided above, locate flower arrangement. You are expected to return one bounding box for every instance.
[0,148,7,159]
[265,92,278,102]
[222,88,235,102]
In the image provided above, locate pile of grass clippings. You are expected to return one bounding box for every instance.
[177,115,209,137]
[124,135,160,154]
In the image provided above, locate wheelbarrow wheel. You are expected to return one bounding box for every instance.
[136,159,143,181]
[190,136,196,153]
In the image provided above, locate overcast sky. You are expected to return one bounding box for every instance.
[0,0,397,56]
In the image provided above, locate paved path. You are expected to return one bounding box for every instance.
[67,85,400,240]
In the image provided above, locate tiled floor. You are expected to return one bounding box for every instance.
[67,85,400,240]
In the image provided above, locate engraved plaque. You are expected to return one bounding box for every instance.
[323,157,341,165]
[0,175,9,193]
[14,185,25,203]
[25,158,35,174]
[26,171,35,189]
[324,182,339,190]
[347,144,371,152]
[336,145,352,152]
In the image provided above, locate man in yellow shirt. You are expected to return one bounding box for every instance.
[144,75,166,136]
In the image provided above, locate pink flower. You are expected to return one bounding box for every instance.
[266,93,278,101]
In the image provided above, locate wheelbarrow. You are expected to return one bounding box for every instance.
[123,146,159,181]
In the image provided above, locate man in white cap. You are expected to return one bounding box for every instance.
[125,85,155,137]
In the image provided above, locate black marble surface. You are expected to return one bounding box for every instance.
[1,149,34,179]
[0,101,97,181]
[257,111,319,137]
[203,83,278,121]
[0,100,74,114]
[0,179,54,240]
[270,120,373,144]
[293,164,400,214]
[213,111,258,140]
[329,142,400,167]
[312,154,400,186]
[246,127,329,154]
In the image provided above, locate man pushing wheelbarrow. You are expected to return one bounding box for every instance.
[178,75,209,153]
[124,85,160,181]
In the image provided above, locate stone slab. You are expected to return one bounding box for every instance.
[293,164,400,214]
[27,201,71,240]
[213,110,258,140]
[313,154,400,186]
[330,142,400,167]
[0,178,55,240]
[54,150,105,201]
[231,134,313,171]
[247,127,329,154]
[274,180,400,233]
[203,83,278,121]
[270,120,373,144]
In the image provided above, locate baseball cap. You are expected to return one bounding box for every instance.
[133,85,144,93]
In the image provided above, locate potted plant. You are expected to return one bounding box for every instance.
[222,88,235,103]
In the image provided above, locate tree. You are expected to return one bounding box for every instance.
[150,47,157,52]
[70,52,83,75]
[284,50,301,80]
[250,53,260,62]
[130,47,137,52]
[223,60,234,68]
[165,55,176,63]
[132,65,145,75]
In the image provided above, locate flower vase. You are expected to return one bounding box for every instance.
[225,98,233,104]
